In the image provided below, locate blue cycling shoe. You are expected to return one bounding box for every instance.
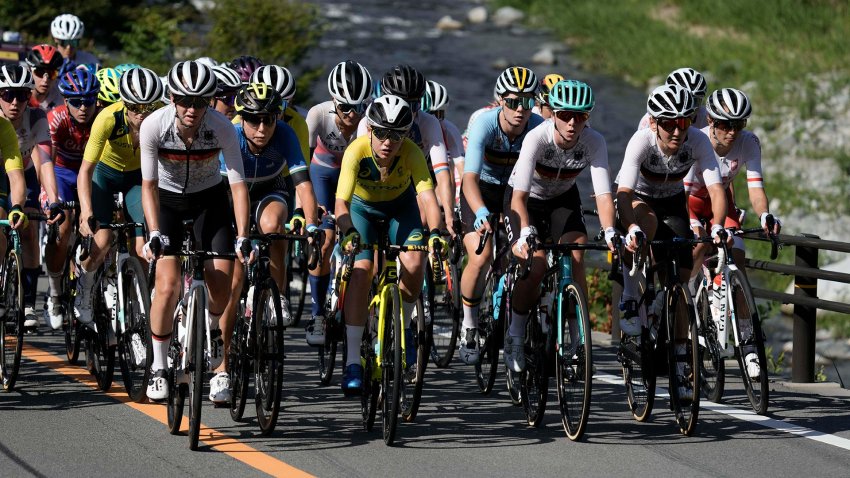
[404,327,417,369]
[341,363,363,396]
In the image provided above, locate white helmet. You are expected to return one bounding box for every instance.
[646,84,696,119]
[251,65,296,101]
[425,80,448,112]
[0,64,34,89]
[51,14,85,41]
[495,66,537,96]
[119,67,163,104]
[195,56,219,68]
[366,95,414,131]
[706,88,751,121]
[328,60,372,104]
[167,61,217,98]
[211,65,242,94]
[160,76,171,104]
[666,67,707,99]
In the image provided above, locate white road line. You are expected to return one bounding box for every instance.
[595,372,850,451]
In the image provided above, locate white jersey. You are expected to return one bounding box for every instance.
[4,108,50,170]
[140,105,244,194]
[357,110,450,174]
[616,127,720,199]
[637,106,709,131]
[33,87,64,112]
[684,127,763,198]
[441,118,464,165]
[509,121,611,200]
[306,100,356,169]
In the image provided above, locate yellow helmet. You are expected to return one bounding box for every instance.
[537,73,565,105]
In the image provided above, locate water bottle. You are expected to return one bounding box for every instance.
[493,275,506,322]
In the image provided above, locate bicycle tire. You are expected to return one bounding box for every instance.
[475,272,501,394]
[118,258,152,402]
[1,250,24,391]
[318,300,339,386]
[621,326,656,422]
[255,280,284,435]
[64,266,81,365]
[729,269,769,414]
[89,273,115,392]
[229,295,250,421]
[166,316,186,435]
[520,311,548,427]
[381,285,402,446]
[286,245,308,327]
[505,290,522,406]
[667,283,700,436]
[361,324,378,432]
[403,298,428,422]
[429,259,460,368]
[557,283,593,441]
[187,287,206,450]
[696,283,724,402]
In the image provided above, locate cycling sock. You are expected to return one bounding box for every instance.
[687,275,697,297]
[461,295,480,330]
[621,265,641,301]
[508,308,528,337]
[309,274,330,317]
[23,267,40,307]
[402,300,415,329]
[47,270,63,297]
[208,311,221,330]
[151,333,170,371]
[346,325,365,366]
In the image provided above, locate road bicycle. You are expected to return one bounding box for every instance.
[427,219,462,369]
[474,214,510,395]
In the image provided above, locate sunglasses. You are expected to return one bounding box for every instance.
[502,96,535,111]
[372,127,405,143]
[242,113,276,126]
[714,119,747,132]
[0,90,31,103]
[555,110,589,123]
[32,67,59,80]
[337,102,366,115]
[214,94,236,106]
[126,102,161,114]
[657,117,692,133]
[57,39,80,48]
[173,95,209,109]
[66,96,97,108]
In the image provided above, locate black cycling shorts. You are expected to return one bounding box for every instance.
[503,185,586,244]
[158,181,235,257]
[459,180,507,235]
[616,190,692,270]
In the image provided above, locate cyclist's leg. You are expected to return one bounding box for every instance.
[44,166,77,328]
[687,193,712,290]
[256,192,289,294]
[21,168,43,326]
[617,195,657,335]
[308,163,339,325]
[121,181,147,261]
[391,199,427,370]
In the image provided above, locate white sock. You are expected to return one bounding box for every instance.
[462,304,478,330]
[687,276,697,297]
[402,300,415,329]
[152,336,169,371]
[48,271,63,297]
[509,309,528,337]
[346,325,365,366]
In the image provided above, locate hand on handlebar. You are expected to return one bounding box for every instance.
[142,231,167,261]
[625,225,644,253]
[760,212,781,236]
[236,236,257,264]
[512,226,536,259]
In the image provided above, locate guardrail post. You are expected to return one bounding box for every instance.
[792,233,819,383]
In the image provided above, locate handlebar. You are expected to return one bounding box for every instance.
[475,213,498,255]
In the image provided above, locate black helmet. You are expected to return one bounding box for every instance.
[235,82,283,116]
[380,64,426,102]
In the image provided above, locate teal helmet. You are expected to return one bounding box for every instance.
[548,80,594,112]
[115,63,141,75]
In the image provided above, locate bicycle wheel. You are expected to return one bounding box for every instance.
[728,269,769,414]
[557,283,593,441]
[381,285,402,446]
[521,312,548,427]
[620,325,656,422]
[118,258,153,402]
[187,287,206,450]
[255,281,284,435]
[89,276,115,392]
[361,324,378,432]
[64,266,81,365]
[229,294,250,421]
[318,301,339,386]
[475,272,501,394]
[504,291,522,406]
[667,284,700,436]
[403,298,428,422]
[1,250,24,392]
[167,319,186,435]
[696,283,724,402]
[286,244,308,327]
[429,259,460,368]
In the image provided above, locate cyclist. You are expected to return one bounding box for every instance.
[43,68,101,330]
[95,67,121,108]
[0,65,60,329]
[224,82,318,326]
[458,66,543,365]
[531,73,564,120]
[335,95,444,394]
[638,67,708,130]
[462,86,500,150]
[229,55,264,83]
[250,64,311,163]
[506,80,616,372]
[210,64,241,120]
[423,80,464,200]
[75,67,163,324]
[50,13,99,65]
[303,60,372,345]
[616,84,726,399]
[26,45,65,112]
[140,60,251,404]
[195,57,219,69]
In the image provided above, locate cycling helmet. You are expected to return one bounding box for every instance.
[380,64,426,101]
[26,44,64,70]
[536,73,564,104]
[234,83,283,116]
[58,60,78,78]
[51,14,85,41]
[328,60,372,105]
[96,68,121,103]
[646,84,696,119]
[58,68,99,97]
[211,65,242,95]
[366,94,414,131]
[372,80,383,99]
[159,75,170,104]
[0,65,34,90]
[666,67,707,100]
[114,63,141,75]
[548,80,594,112]
[251,65,296,101]
[120,67,163,105]
[706,88,751,121]
[167,61,217,98]
[195,57,219,68]
[77,63,100,74]
[229,55,264,82]
[495,66,537,96]
[424,80,448,112]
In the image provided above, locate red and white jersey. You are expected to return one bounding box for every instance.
[684,127,763,198]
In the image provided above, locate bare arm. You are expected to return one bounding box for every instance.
[295,181,318,227]
[77,160,96,236]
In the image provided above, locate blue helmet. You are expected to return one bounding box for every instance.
[58,67,100,97]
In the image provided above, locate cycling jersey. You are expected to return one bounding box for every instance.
[684,127,763,198]
[637,106,708,131]
[29,88,64,112]
[509,121,611,200]
[140,104,244,194]
[0,116,24,174]
[464,107,545,185]
[4,107,49,170]
[615,127,720,199]
[462,103,498,149]
[357,111,450,174]
[336,135,433,204]
[233,105,309,164]
[47,104,93,171]
[225,120,308,187]
[83,101,140,171]
[306,101,356,169]
[441,118,465,166]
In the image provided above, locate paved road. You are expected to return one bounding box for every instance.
[3,325,850,478]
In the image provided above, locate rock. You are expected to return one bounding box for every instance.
[436,16,464,31]
[468,6,488,24]
[781,256,850,317]
[532,47,556,65]
[492,6,525,27]
[491,58,509,70]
